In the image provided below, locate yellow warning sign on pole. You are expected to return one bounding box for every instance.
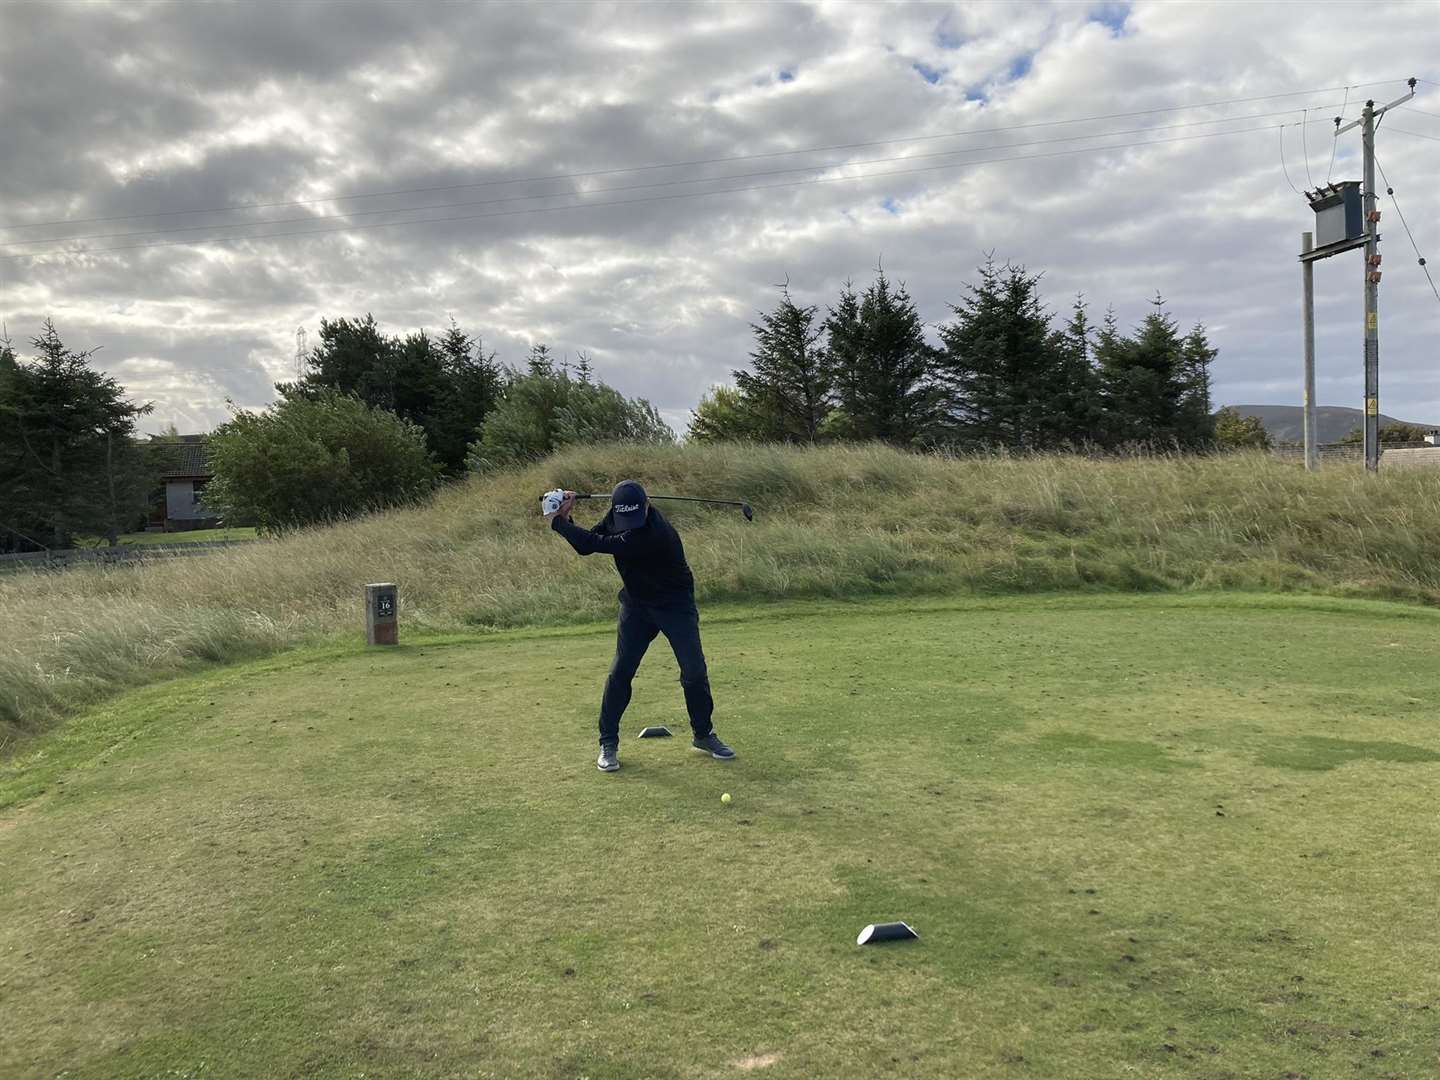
[1367,311,1378,330]
[1366,398,1379,416]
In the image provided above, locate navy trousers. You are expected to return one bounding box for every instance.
[598,597,714,748]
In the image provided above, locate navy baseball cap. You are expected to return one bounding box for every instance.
[610,480,649,530]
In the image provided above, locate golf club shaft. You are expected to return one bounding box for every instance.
[575,493,747,510]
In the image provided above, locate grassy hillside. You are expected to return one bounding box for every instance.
[1224,404,1437,445]
[73,527,259,547]
[4,595,1439,1078]
[5,442,1440,749]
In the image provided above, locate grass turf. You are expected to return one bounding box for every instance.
[13,440,1440,749]
[2,593,1439,1078]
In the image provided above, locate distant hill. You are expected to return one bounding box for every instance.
[1220,404,1439,445]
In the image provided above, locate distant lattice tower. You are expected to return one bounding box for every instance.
[294,326,308,378]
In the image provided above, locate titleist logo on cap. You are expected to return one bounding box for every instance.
[615,503,641,513]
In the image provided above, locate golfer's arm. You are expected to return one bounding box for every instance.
[550,515,646,556]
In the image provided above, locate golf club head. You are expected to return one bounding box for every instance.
[741,503,754,522]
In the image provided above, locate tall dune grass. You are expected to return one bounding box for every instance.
[5,442,1440,748]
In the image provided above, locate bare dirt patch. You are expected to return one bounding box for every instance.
[732,1052,781,1070]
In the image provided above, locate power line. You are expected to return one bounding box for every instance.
[1301,108,1316,187]
[1,118,1337,262]
[0,78,1410,233]
[4,105,1346,250]
[1326,86,1349,183]
[1387,126,1440,143]
[1279,124,1303,195]
[1375,155,1440,305]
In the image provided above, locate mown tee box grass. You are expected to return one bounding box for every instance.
[2,594,1439,1078]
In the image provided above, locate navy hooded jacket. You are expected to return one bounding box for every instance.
[551,505,695,605]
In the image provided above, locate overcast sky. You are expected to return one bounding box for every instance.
[2,0,1438,436]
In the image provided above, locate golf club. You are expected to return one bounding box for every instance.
[541,490,754,521]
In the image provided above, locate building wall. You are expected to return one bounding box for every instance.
[1379,447,1440,470]
[165,479,220,525]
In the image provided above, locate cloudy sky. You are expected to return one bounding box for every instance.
[2,0,1438,436]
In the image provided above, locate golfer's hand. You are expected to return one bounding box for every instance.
[555,491,577,520]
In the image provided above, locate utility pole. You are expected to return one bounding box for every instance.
[1361,99,1380,471]
[1301,231,1317,471]
[294,326,308,380]
[1333,79,1415,472]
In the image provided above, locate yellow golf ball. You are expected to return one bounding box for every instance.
[721,792,732,805]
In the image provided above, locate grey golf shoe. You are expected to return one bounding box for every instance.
[692,732,736,760]
[596,745,620,772]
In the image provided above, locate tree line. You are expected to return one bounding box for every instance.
[17,258,1401,548]
[1,321,155,550]
[690,259,1219,451]
[210,316,672,529]
[0,316,674,546]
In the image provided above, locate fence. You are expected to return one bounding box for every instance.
[1271,442,1440,467]
[0,539,260,571]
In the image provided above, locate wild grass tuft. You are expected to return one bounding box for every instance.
[5,442,1440,749]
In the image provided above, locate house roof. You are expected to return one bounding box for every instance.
[151,435,213,479]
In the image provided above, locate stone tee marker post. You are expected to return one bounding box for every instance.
[365,582,399,646]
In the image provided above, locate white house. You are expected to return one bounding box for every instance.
[151,435,220,532]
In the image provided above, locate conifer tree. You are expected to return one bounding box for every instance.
[1177,323,1218,445]
[733,286,831,442]
[1047,294,1104,446]
[824,280,864,430]
[826,270,937,444]
[1096,296,1214,450]
[935,259,1096,448]
[430,319,503,473]
[0,320,153,547]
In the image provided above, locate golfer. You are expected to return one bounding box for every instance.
[545,480,736,772]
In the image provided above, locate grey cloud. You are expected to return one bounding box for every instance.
[124,0,419,87]
[2,0,1439,434]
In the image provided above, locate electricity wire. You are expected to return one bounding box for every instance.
[1,118,1337,262]
[1387,126,1440,142]
[1325,86,1349,183]
[1375,155,1440,305]
[3,105,1347,249]
[1279,124,1303,195]
[1301,108,1316,187]
[0,79,1411,233]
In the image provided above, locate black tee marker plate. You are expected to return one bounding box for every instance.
[637,726,674,738]
[857,922,919,945]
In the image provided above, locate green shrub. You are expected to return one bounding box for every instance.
[207,392,440,530]
[466,351,672,471]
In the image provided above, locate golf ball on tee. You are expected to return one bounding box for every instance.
[721,792,732,805]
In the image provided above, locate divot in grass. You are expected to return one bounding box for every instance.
[732,1051,782,1070]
